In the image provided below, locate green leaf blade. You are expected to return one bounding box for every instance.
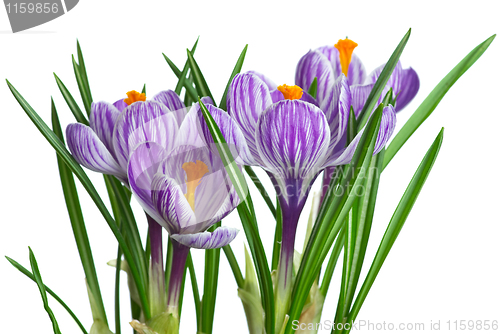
[54,73,88,125]
[201,222,222,334]
[187,51,216,105]
[72,55,92,117]
[219,44,248,111]
[383,34,495,169]
[76,40,93,111]
[347,128,444,329]
[6,256,88,334]
[51,98,108,326]
[28,248,62,334]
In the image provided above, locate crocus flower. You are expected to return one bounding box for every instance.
[66,89,215,323]
[125,103,241,329]
[198,72,396,331]
[65,89,197,185]
[295,38,420,115]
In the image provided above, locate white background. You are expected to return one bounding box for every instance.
[1,0,499,333]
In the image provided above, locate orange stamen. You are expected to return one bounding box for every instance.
[334,38,358,77]
[182,160,209,211]
[124,90,146,105]
[277,84,303,100]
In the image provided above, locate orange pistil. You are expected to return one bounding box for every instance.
[124,90,146,105]
[277,84,303,100]
[334,38,358,77]
[182,160,209,211]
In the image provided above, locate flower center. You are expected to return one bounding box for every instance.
[277,84,303,100]
[182,160,209,211]
[124,90,146,105]
[334,38,358,77]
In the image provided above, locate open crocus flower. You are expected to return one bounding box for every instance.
[126,103,242,327]
[65,89,205,185]
[295,38,420,114]
[66,89,215,323]
[198,72,395,331]
[128,141,240,250]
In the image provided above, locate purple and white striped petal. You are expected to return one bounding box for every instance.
[113,99,128,112]
[171,226,239,249]
[199,104,257,166]
[66,123,126,180]
[374,105,397,153]
[128,142,170,226]
[152,90,187,125]
[295,50,334,106]
[320,75,351,153]
[204,187,240,227]
[89,101,121,156]
[351,83,375,118]
[113,101,179,171]
[246,70,277,90]
[228,73,272,161]
[366,61,403,104]
[270,89,284,103]
[395,67,419,112]
[323,105,397,167]
[316,45,366,85]
[256,100,330,182]
[177,97,215,148]
[150,174,196,235]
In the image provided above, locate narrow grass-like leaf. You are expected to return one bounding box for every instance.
[345,150,385,308]
[6,256,88,334]
[163,53,198,101]
[114,244,122,334]
[308,77,318,99]
[164,237,173,294]
[345,129,444,333]
[28,247,62,334]
[383,34,495,169]
[334,108,360,326]
[201,222,221,334]
[178,252,189,321]
[76,40,93,112]
[223,245,244,288]
[271,197,282,272]
[286,105,383,334]
[7,80,151,319]
[357,29,411,128]
[51,98,107,325]
[186,252,201,328]
[219,44,248,111]
[187,50,216,105]
[72,55,92,116]
[106,176,148,291]
[174,37,199,95]
[245,166,276,217]
[54,73,88,125]
[199,99,275,334]
[184,74,195,107]
[319,228,345,296]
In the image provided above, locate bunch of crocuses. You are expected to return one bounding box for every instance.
[6,29,495,334]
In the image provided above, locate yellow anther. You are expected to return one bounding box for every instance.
[182,160,209,211]
[277,84,303,100]
[124,90,146,105]
[334,38,358,77]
